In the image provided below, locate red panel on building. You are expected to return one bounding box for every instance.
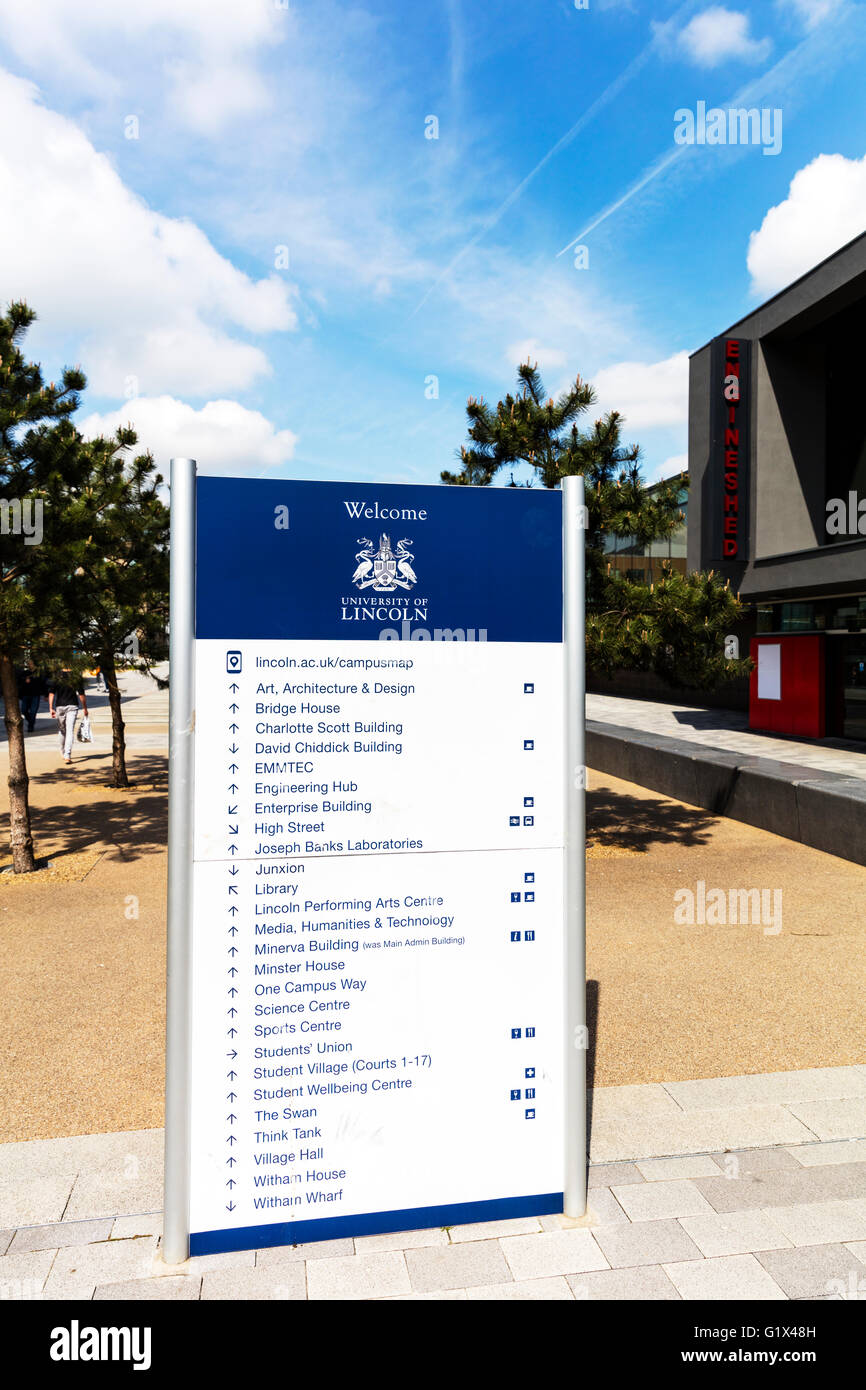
[750,633,828,739]
[749,635,825,738]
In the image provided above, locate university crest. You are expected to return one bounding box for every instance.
[352,533,417,592]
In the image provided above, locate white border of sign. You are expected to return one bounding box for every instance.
[162,459,586,1265]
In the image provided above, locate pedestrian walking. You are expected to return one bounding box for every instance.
[48,669,89,764]
[17,661,46,732]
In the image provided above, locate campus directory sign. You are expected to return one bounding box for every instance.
[167,473,582,1258]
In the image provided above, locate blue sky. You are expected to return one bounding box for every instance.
[1,0,865,486]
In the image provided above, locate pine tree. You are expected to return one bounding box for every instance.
[0,303,87,872]
[64,433,169,788]
[443,360,751,690]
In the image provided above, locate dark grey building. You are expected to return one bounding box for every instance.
[689,230,866,741]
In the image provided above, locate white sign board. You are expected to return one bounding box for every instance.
[172,476,575,1257]
[757,642,782,701]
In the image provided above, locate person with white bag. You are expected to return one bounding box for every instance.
[48,669,90,765]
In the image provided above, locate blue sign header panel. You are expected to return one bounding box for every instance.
[189,477,566,1256]
[196,477,562,643]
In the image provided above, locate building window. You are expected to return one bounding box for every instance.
[602,483,687,583]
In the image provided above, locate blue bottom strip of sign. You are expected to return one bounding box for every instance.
[190,1192,564,1257]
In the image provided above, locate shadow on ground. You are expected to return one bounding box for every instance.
[1,754,168,862]
[587,784,717,852]
[671,707,866,756]
[672,709,746,731]
[586,979,599,1146]
[27,753,168,793]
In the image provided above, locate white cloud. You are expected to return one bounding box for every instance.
[747,152,866,297]
[506,339,568,371]
[0,71,296,397]
[164,60,272,138]
[656,7,772,67]
[0,0,285,132]
[79,396,298,475]
[780,0,843,31]
[657,453,689,478]
[592,352,690,431]
[420,245,636,392]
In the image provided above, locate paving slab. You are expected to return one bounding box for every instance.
[62,1166,163,1222]
[663,1067,866,1111]
[709,1147,803,1177]
[761,1200,866,1248]
[611,1179,715,1223]
[592,1218,703,1270]
[0,1247,57,1298]
[0,1175,74,1228]
[787,1098,866,1142]
[587,1162,645,1188]
[447,1217,541,1243]
[110,1213,163,1239]
[306,1251,410,1301]
[588,1085,682,1119]
[567,1265,681,1300]
[201,1265,307,1300]
[756,1244,866,1300]
[255,1238,354,1265]
[787,1140,866,1167]
[635,1156,723,1181]
[580,1188,631,1228]
[387,1289,468,1300]
[677,1210,792,1258]
[9,1219,112,1253]
[0,1230,13,1256]
[0,1130,163,1182]
[155,1248,256,1277]
[42,1236,159,1299]
[663,1253,787,1301]
[500,1230,609,1280]
[466,1277,574,1300]
[405,1240,512,1293]
[354,1227,448,1252]
[693,1162,866,1214]
[94,1275,201,1300]
[590,1105,815,1163]
[586,694,866,782]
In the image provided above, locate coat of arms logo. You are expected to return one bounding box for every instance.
[352,533,417,591]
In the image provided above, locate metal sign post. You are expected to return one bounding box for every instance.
[562,474,587,1219]
[163,457,196,1266]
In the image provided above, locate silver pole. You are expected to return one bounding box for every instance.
[163,458,197,1265]
[562,474,587,1217]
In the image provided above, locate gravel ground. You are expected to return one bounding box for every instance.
[0,746,863,1142]
[0,738,167,1142]
[586,770,866,1087]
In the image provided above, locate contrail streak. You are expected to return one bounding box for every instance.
[409,0,701,316]
[555,0,865,255]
